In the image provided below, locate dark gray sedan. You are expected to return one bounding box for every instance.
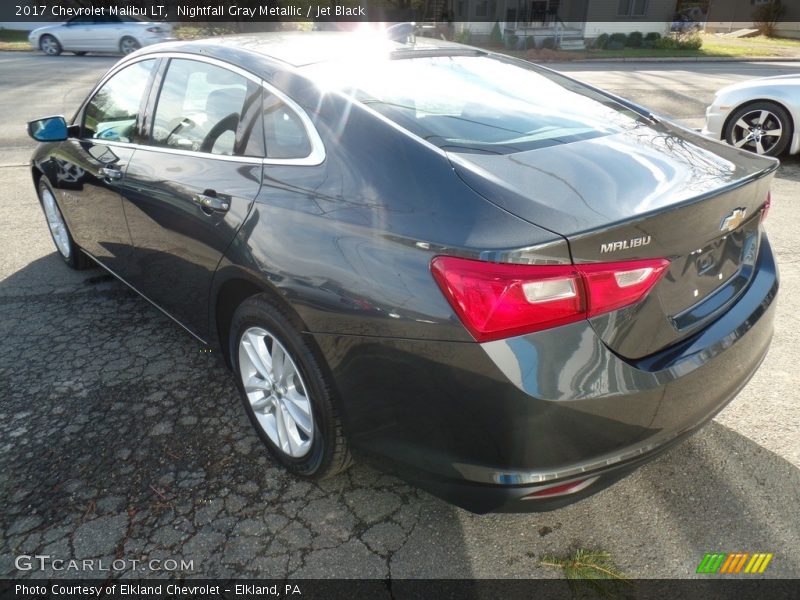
[27,32,778,513]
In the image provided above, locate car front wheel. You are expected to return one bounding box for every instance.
[230,296,352,479]
[725,101,792,157]
[38,180,92,270]
[39,35,62,56]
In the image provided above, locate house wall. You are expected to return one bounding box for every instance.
[706,0,800,39]
[583,0,674,38]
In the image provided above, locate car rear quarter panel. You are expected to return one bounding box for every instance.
[213,84,570,344]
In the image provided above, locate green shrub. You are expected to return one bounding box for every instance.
[607,32,627,50]
[489,21,503,47]
[753,0,787,37]
[594,33,609,49]
[541,37,556,49]
[505,34,519,49]
[657,31,702,50]
[455,28,471,44]
[642,31,661,48]
[626,31,643,48]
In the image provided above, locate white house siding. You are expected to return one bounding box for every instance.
[583,21,668,38]
[583,0,673,38]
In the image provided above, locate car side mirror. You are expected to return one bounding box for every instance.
[28,116,68,142]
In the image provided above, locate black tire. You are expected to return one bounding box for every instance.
[39,35,62,56]
[73,51,87,56]
[37,179,93,270]
[119,36,141,55]
[230,295,352,479]
[724,101,792,157]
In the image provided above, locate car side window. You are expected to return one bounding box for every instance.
[262,92,312,159]
[151,59,259,157]
[82,59,156,144]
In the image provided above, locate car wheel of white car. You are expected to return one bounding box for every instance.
[725,101,791,157]
[39,35,62,56]
[119,37,141,55]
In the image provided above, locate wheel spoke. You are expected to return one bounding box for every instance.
[272,342,286,385]
[763,128,781,137]
[283,389,313,435]
[250,393,273,412]
[242,331,272,380]
[734,136,750,148]
[735,118,750,131]
[755,138,766,155]
[758,111,769,126]
[275,402,290,452]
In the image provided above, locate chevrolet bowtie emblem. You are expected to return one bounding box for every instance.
[720,207,747,233]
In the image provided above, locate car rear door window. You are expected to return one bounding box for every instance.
[83,59,156,143]
[151,59,262,157]
[262,93,312,159]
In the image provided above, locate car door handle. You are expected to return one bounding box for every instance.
[192,192,230,214]
[99,167,123,181]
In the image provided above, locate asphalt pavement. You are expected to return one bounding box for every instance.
[1,51,798,580]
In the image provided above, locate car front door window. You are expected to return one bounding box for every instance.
[83,60,156,143]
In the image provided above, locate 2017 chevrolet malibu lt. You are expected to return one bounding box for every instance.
[703,74,800,157]
[28,14,174,56]
[27,32,778,513]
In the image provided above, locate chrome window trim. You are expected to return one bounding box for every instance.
[76,51,326,166]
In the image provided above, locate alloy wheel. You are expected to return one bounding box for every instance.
[40,36,59,55]
[238,327,315,458]
[41,188,72,259]
[120,38,140,55]
[730,109,783,155]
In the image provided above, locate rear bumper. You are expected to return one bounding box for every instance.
[311,235,777,513]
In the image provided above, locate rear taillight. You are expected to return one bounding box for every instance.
[522,476,599,500]
[431,256,669,342]
[761,191,771,222]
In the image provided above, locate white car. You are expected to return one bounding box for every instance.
[703,74,800,157]
[28,15,174,57]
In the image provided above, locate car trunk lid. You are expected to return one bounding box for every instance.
[449,123,778,358]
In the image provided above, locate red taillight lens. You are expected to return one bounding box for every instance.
[431,256,669,342]
[761,191,771,222]
[522,476,599,500]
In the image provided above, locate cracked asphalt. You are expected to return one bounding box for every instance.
[1,52,799,580]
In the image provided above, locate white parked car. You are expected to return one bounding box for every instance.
[703,74,800,157]
[28,15,174,56]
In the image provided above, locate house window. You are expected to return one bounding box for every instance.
[474,0,496,18]
[618,0,648,16]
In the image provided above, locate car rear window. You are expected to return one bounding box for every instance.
[307,55,648,154]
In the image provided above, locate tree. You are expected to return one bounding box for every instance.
[753,0,787,37]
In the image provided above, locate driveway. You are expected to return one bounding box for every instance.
[1,52,798,579]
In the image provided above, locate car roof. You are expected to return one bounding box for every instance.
[137,31,477,70]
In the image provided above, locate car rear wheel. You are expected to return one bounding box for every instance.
[230,296,352,479]
[119,37,141,55]
[39,35,62,56]
[725,101,792,157]
[38,180,92,270]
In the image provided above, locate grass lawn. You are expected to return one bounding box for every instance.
[0,29,31,51]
